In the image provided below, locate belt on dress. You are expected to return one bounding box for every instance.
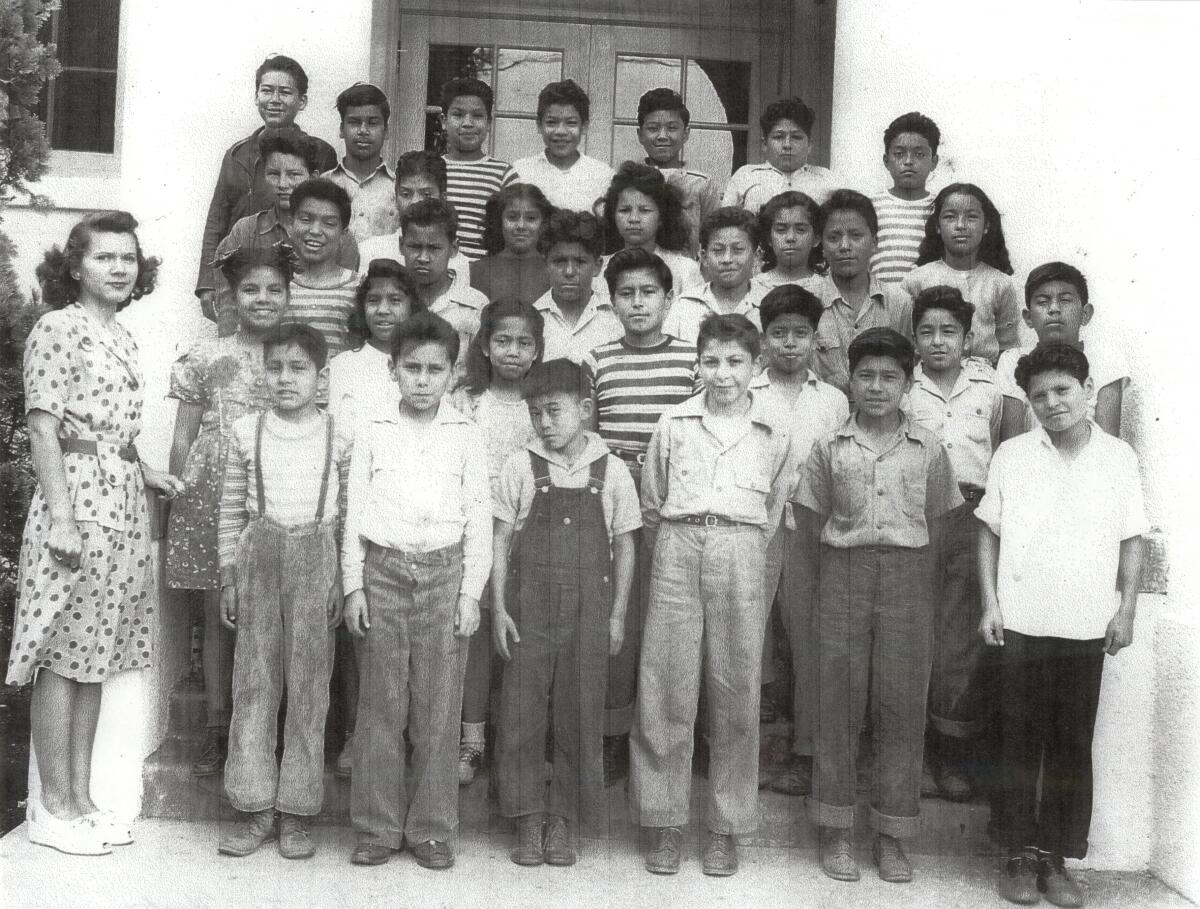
[667,513,753,528]
[60,437,139,463]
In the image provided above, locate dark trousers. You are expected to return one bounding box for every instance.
[994,630,1105,859]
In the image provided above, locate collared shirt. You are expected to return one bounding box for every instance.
[749,369,849,529]
[976,422,1148,639]
[328,343,400,429]
[342,400,492,599]
[428,283,489,371]
[356,230,474,295]
[902,260,1021,363]
[869,189,934,285]
[652,161,721,257]
[796,414,962,548]
[641,391,794,531]
[512,151,614,212]
[662,281,770,346]
[532,289,624,364]
[323,161,400,243]
[494,432,642,544]
[721,162,838,214]
[811,273,914,395]
[601,247,702,300]
[903,359,1003,489]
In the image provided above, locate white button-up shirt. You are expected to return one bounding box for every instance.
[903,358,1003,490]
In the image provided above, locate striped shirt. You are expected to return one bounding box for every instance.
[287,268,360,357]
[444,156,517,260]
[870,189,934,284]
[583,336,699,458]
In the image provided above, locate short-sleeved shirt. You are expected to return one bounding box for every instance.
[903,261,1021,363]
[721,162,838,214]
[512,151,614,213]
[444,155,518,260]
[653,161,721,257]
[976,422,1149,639]
[323,161,400,243]
[532,289,624,363]
[995,336,1131,432]
[662,282,770,346]
[640,391,794,531]
[494,433,642,546]
[796,414,963,548]
[287,268,361,356]
[902,359,1003,489]
[811,273,914,395]
[869,189,934,284]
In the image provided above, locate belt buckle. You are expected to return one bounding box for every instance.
[703,514,720,528]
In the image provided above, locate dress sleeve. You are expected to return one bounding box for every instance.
[169,344,210,405]
[22,313,73,419]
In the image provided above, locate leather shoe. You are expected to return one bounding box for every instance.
[278,813,315,859]
[1039,855,1084,907]
[999,850,1041,905]
[218,808,276,857]
[701,830,738,876]
[544,815,576,866]
[645,826,683,874]
[350,841,392,866]
[819,826,860,882]
[873,834,913,883]
[412,839,454,870]
[511,813,544,867]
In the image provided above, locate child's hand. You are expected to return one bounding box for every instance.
[454,594,480,638]
[142,465,185,498]
[326,581,343,630]
[344,590,369,638]
[609,613,625,657]
[492,610,520,660]
[979,607,1004,647]
[1104,611,1135,656]
[220,585,238,631]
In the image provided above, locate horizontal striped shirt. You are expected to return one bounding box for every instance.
[287,268,360,356]
[583,336,699,457]
[444,156,517,260]
[870,189,934,284]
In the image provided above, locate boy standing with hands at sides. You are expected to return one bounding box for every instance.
[664,207,766,345]
[723,97,836,214]
[636,88,720,258]
[514,80,614,213]
[795,328,961,885]
[216,324,352,861]
[904,286,1002,803]
[491,359,640,866]
[632,314,794,878]
[324,83,398,244]
[342,310,491,869]
[440,77,517,260]
[979,344,1146,908]
[197,55,336,325]
[871,112,940,285]
[287,178,360,357]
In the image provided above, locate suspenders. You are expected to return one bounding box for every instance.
[528,451,608,494]
[253,412,334,523]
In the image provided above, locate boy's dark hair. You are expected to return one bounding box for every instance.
[760,285,824,333]
[604,247,673,297]
[883,111,941,154]
[758,190,823,271]
[1014,342,1090,395]
[848,327,916,378]
[390,309,460,364]
[349,259,419,346]
[219,244,295,290]
[480,182,555,255]
[538,210,605,259]
[265,322,329,370]
[395,150,447,195]
[259,128,321,174]
[602,161,689,254]
[700,206,759,250]
[537,79,590,123]
[336,82,390,123]
[697,313,761,359]
[916,182,1013,275]
[400,198,458,245]
[465,299,545,395]
[38,211,159,310]
[521,357,589,402]
[1025,261,1089,309]
[440,77,494,117]
[818,189,879,238]
[637,87,689,127]
[760,96,815,137]
[255,55,308,95]
[290,178,352,229]
[912,285,975,333]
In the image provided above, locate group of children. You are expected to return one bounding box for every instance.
[165,52,1146,905]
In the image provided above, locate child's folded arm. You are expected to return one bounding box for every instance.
[216,429,250,587]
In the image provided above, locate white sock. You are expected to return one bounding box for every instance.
[462,722,486,746]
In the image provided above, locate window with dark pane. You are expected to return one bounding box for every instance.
[35,0,121,153]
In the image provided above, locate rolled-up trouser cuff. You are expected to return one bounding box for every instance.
[870,805,921,838]
[928,711,984,739]
[806,797,855,830]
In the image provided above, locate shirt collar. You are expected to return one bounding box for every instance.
[526,430,610,470]
[372,397,472,426]
[834,412,926,446]
[749,368,820,390]
[670,388,778,432]
[331,159,395,185]
[533,289,612,319]
[681,283,759,314]
[912,359,994,400]
[820,272,886,311]
[255,207,284,235]
[431,283,485,312]
[1032,419,1100,453]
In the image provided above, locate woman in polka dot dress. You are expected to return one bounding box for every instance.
[7,212,183,855]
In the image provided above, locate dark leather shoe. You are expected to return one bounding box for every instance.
[769,754,813,796]
[819,826,860,882]
[350,841,392,866]
[218,809,275,857]
[543,815,576,866]
[999,851,1042,905]
[278,813,315,859]
[412,839,454,870]
[645,826,683,874]
[192,729,227,777]
[1039,855,1084,907]
[511,813,544,867]
[701,830,738,877]
[873,834,913,883]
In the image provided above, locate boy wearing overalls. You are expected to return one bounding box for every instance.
[215,324,351,860]
[492,359,640,867]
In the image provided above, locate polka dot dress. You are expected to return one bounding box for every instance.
[6,305,154,686]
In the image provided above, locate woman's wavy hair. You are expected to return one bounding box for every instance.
[479,182,555,255]
[37,211,160,310]
[601,161,689,255]
[916,182,1013,275]
[757,190,824,272]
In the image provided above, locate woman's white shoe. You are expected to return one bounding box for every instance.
[27,800,112,855]
[84,810,134,846]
